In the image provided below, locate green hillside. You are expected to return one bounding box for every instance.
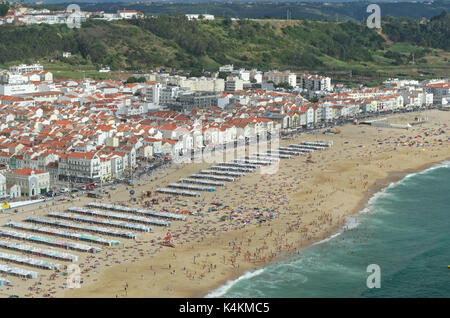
[0,13,448,85]
[70,1,450,21]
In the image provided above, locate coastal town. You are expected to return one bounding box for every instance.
[0,59,449,297]
[1,0,449,304]
[0,62,448,198]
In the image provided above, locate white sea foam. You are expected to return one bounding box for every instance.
[207,161,450,297]
[396,160,450,185]
[205,268,265,298]
[313,231,342,245]
[311,161,450,245]
[314,214,362,246]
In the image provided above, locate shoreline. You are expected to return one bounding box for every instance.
[1,110,448,298]
[62,110,449,298]
[355,158,450,218]
[203,157,450,298]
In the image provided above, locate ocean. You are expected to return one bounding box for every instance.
[207,161,450,298]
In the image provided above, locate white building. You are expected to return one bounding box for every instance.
[264,71,297,87]
[219,65,234,73]
[318,105,335,121]
[0,83,36,96]
[186,14,215,20]
[5,168,50,197]
[6,184,21,199]
[145,82,163,105]
[231,69,250,82]
[0,173,6,198]
[160,86,181,105]
[59,151,101,182]
[250,71,263,83]
[9,64,44,74]
[301,74,332,92]
[181,77,225,92]
[117,10,143,19]
[225,77,244,91]
[384,78,419,88]
[422,82,450,104]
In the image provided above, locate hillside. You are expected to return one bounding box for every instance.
[39,1,450,21]
[0,13,448,85]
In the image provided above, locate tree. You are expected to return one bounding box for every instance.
[222,17,232,27]
[274,82,293,90]
[218,72,228,80]
[126,76,146,83]
[189,68,203,77]
[0,3,8,17]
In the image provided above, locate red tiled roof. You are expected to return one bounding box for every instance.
[10,168,47,176]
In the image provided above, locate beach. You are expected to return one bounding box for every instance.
[0,109,449,298]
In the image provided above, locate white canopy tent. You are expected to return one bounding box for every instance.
[26,217,138,239]
[0,264,38,279]
[48,212,151,232]
[189,174,235,182]
[67,207,170,226]
[156,188,201,197]
[0,239,78,262]
[87,202,185,221]
[0,251,60,270]
[168,183,216,192]
[179,178,225,187]
[0,229,102,253]
[5,221,120,246]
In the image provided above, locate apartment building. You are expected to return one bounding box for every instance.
[175,92,220,112]
[9,64,44,74]
[422,82,450,104]
[145,82,163,105]
[264,71,297,87]
[225,77,244,92]
[301,74,332,92]
[58,152,101,183]
[160,86,182,105]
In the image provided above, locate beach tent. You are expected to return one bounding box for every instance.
[48,212,151,232]
[26,216,138,239]
[86,202,185,221]
[67,207,170,226]
[5,221,120,247]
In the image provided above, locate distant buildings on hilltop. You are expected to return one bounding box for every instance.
[0,6,144,26]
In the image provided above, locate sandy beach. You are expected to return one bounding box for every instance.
[0,109,448,298]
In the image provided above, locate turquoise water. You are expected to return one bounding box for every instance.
[209,162,450,298]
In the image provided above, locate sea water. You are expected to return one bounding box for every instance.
[207,162,450,298]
